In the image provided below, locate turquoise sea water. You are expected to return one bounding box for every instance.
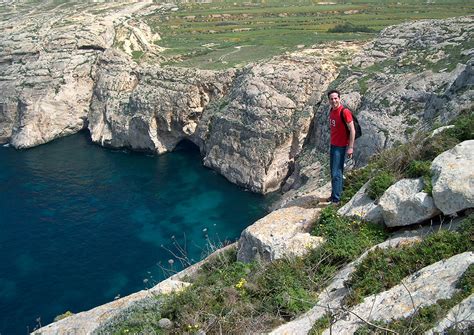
[0,132,269,334]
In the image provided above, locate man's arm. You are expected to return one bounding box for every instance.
[346,121,356,159]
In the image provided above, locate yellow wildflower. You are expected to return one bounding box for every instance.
[235,278,247,290]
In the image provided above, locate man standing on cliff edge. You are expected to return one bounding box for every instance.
[327,89,356,205]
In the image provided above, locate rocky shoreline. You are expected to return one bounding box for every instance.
[1,2,473,333]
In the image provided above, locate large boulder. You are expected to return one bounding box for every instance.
[337,180,383,224]
[237,206,324,263]
[379,178,440,227]
[321,252,474,334]
[431,140,474,215]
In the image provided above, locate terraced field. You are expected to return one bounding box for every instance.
[144,0,473,69]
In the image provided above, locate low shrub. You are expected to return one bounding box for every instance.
[253,258,316,317]
[341,165,372,204]
[446,110,474,142]
[406,160,431,178]
[309,313,331,335]
[421,111,473,161]
[406,160,433,194]
[328,22,374,33]
[367,170,395,200]
[309,207,387,288]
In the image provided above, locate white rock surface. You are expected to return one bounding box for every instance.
[322,252,473,335]
[0,2,156,148]
[237,206,324,262]
[431,140,474,215]
[426,294,474,334]
[201,54,339,193]
[338,180,383,224]
[32,278,189,335]
[379,178,440,227]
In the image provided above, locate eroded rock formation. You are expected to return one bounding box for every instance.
[0,3,472,195]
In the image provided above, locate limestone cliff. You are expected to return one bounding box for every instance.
[0,1,472,194]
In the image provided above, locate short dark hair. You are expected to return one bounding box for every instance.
[327,89,340,98]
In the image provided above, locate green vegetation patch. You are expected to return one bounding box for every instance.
[131,50,144,61]
[328,22,374,33]
[158,248,315,333]
[96,298,165,334]
[311,206,387,266]
[407,160,433,194]
[309,313,331,335]
[366,170,395,200]
[143,0,473,69]
[345,215,474,307]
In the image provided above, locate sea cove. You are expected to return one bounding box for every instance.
[0,133,269,335]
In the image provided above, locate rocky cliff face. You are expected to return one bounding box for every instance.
[0,1,157,147]
[0,1,472,194]
[88,50,339,193]
[88,49,235,154]
[201,54,340,193]
[311,16,473,165]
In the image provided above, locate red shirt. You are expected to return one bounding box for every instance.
[329,105,353,146]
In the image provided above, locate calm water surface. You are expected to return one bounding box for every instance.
[0,133,269,334]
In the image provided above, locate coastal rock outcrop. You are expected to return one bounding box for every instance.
[202,55,338,193]
[0,2,155,148]
[1,6,471,195]
[0,4,470,333]
[89,51,341,193]
[237,206,324,262]
[431,140,474,215]
[89,49,235,153]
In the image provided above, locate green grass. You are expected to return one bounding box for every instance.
[131,50,144,61]
[366,170,396,200]
[407,160,433,194]
[158,248,316,333]
[309,313,331,335]
[143,0,473,69]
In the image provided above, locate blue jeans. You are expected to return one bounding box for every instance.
[330,145,347,203]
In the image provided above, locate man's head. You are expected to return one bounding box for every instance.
[327,89,341,109]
